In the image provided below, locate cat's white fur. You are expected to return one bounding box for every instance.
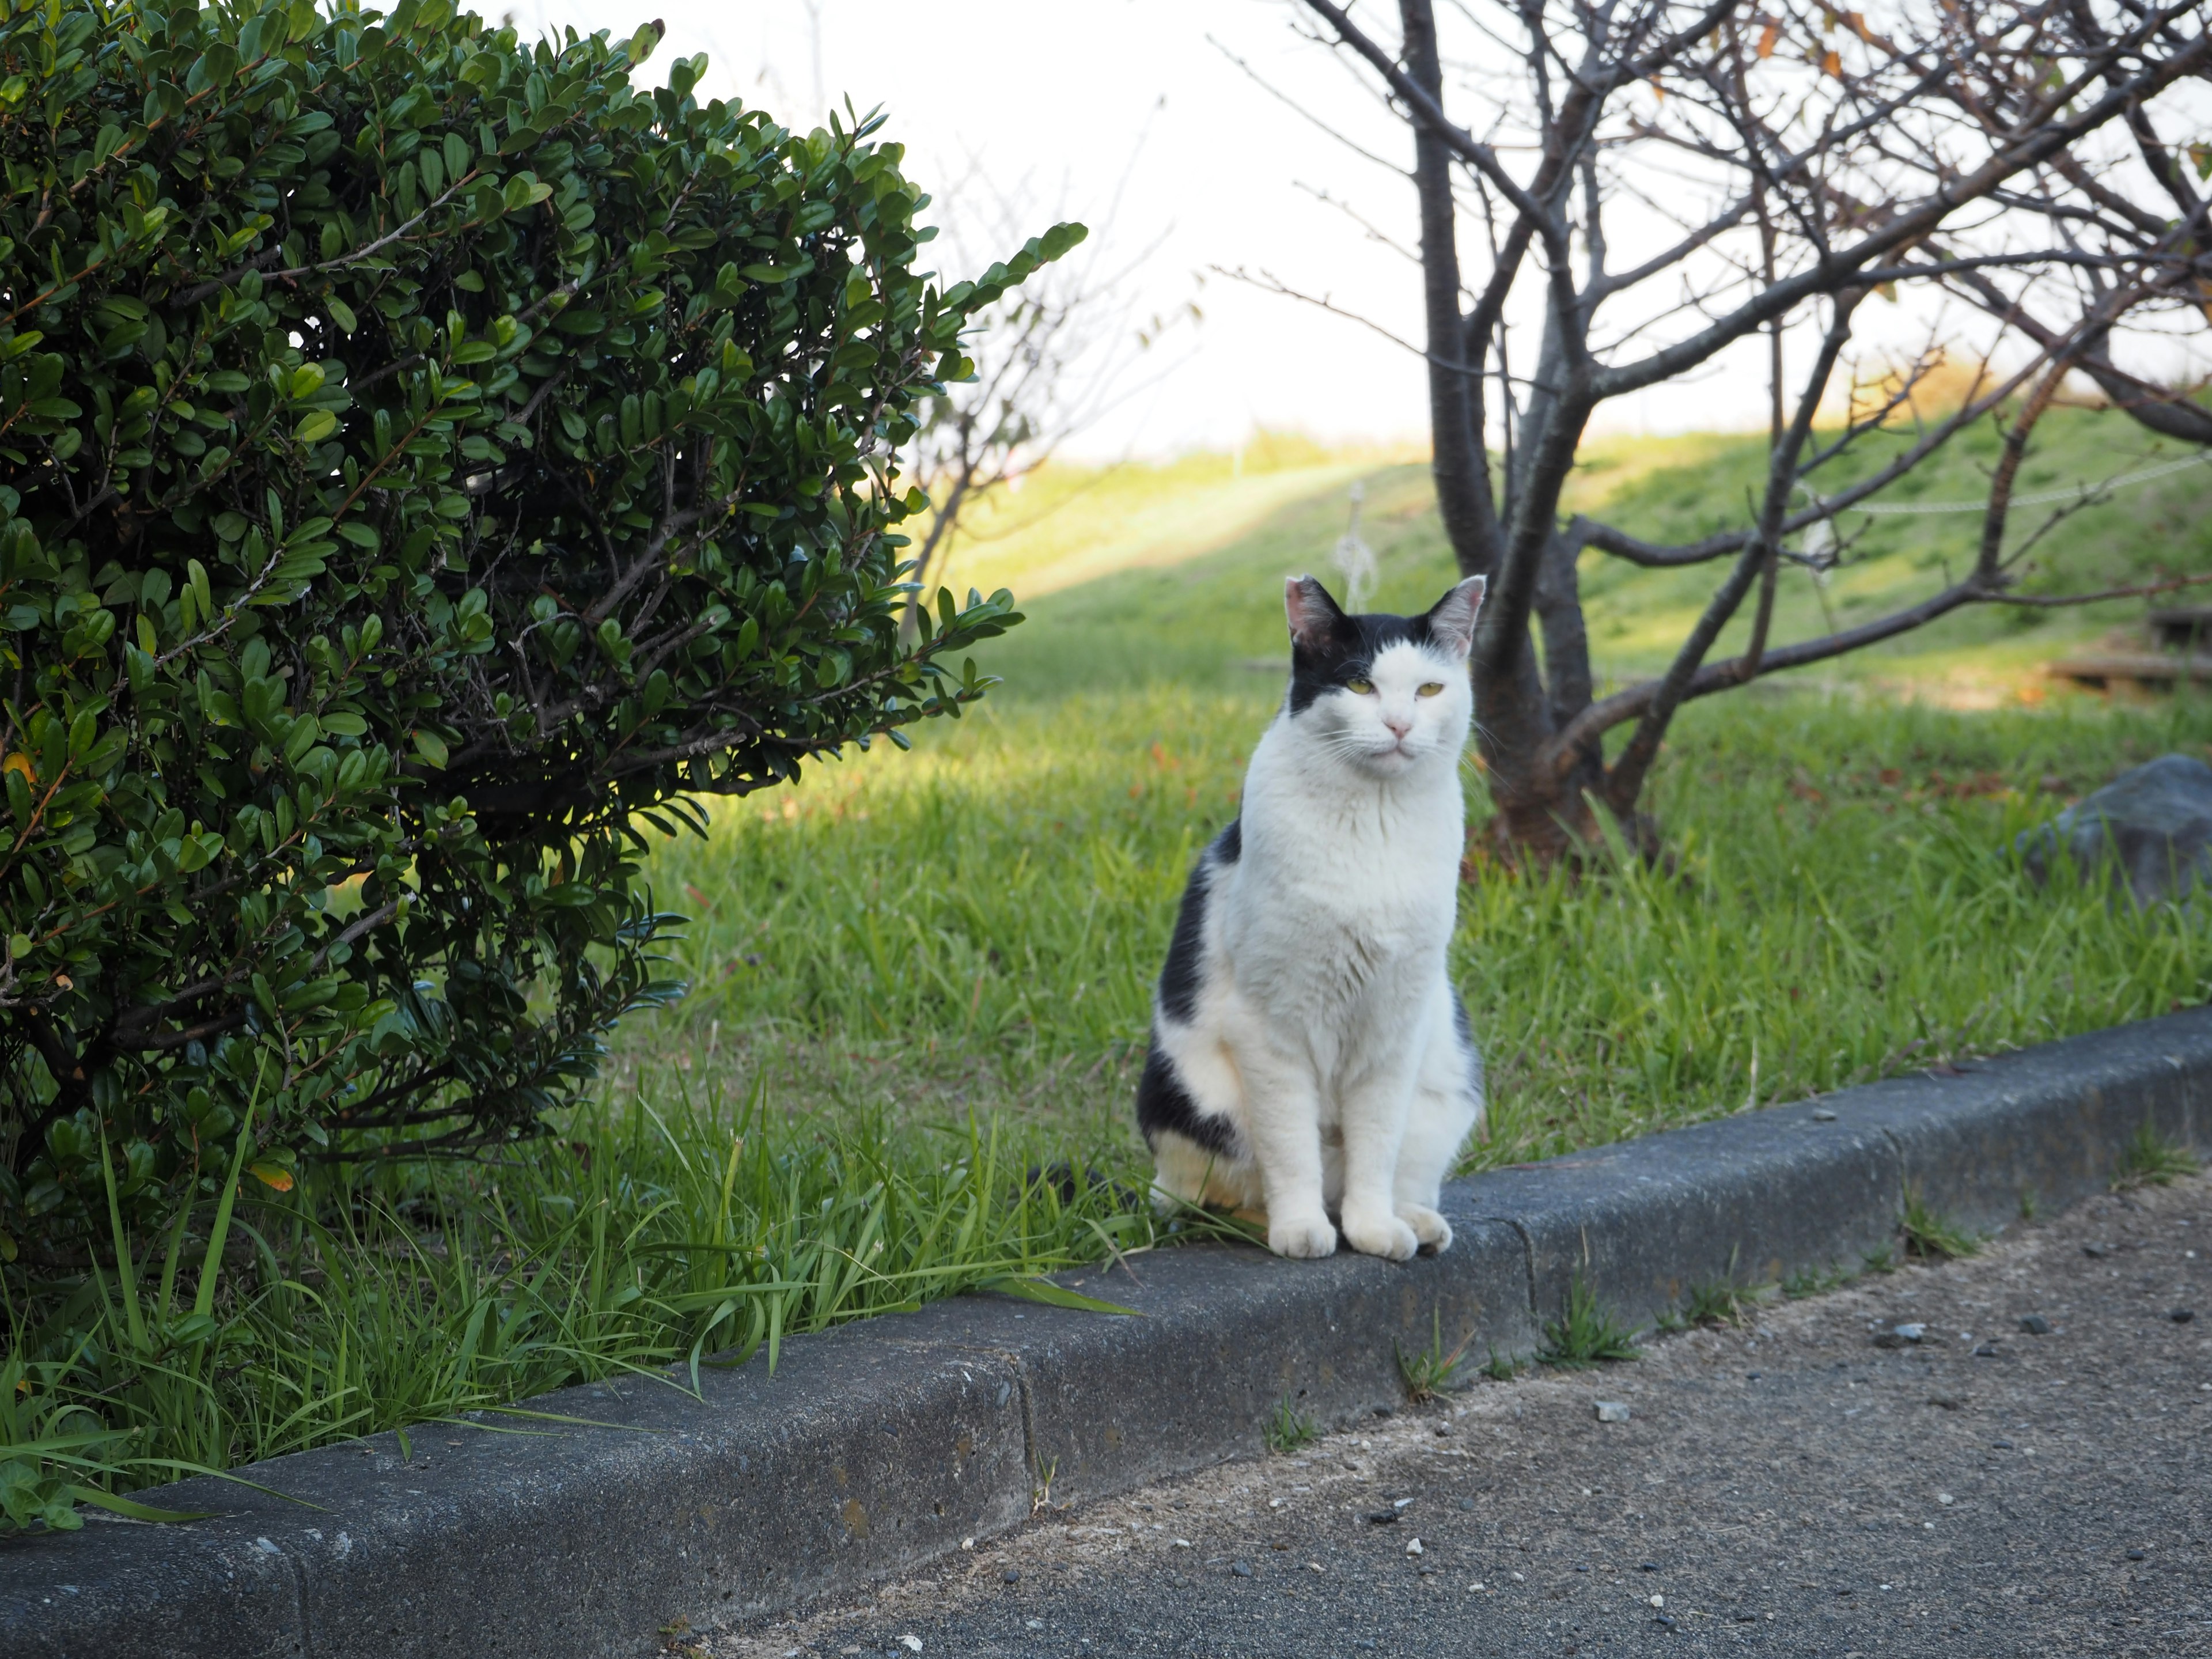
[1149,574,1487,1260]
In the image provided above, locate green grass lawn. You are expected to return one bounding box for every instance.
[629,405,2212,1169]
[15,407,2212,1508]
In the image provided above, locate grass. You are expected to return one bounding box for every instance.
[1396,1310,1476,1404]
[1665,1258,1763,1330]
[14,403,2212,1512]
[3,1083,1167,1518]
[1537,1274,1644,1369]
[1263,1393,1320,1455]
[1900,1191,1982,1261]
[2113,1120,2201,1190]
[635,653,2212,1176]
[1782,1263,1854,1300]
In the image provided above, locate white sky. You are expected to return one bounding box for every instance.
[496,0,1540,457]
[502,0,2100,460]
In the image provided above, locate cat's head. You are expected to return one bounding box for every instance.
[1282,574,1486,776]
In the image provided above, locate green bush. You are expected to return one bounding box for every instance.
[0,0,1075,1253]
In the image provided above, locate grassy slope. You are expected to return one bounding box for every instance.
[632,406,2212,1171]
[1575,408,2212,690]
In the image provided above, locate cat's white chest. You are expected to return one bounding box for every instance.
[1224,791,1459,989]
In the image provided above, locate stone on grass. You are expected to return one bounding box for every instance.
[2017,753,2212,906]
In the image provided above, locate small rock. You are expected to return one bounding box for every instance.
[1992,1438,2014,1450]
[899,1638,923,1655]
[2019,1315,2054,1334]
[1574,1563,1590,1573]
[1230,1561,1253,1578]
[1457,1498,1477,1512]
[1938,1493,1955,1506]
[1929,1393,1964,1410]
[1364,1510,1400,1525]
[1392,1497,1415,1510]
[2016,753,2212,906]
[1653,1614,1676,1630]
[1406,1538,1425,1556]
[2127,1549,2147,1562]
[1002,1568,1020,1585]
[1641,1562,1660,1573]
[1746,1371,1761,1381]
[1171,1537,1192,1548]
[1595,1401,1631,1423]
[1649,1592,1665,1608]
[1973,1343,2002,1358]
[2084,1243,2112,1259]
[1025,1619,1045,1631]
[1373,1406,1393,1419]
[1811,1108,1839,1122]
[2169,1308,2196,1324]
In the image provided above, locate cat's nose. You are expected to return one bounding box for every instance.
[1383,714,1412,739]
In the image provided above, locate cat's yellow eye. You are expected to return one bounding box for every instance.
[1344,677,1374,695]
[1416,681,1446,698]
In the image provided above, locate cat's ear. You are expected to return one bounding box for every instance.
[1285,575,1348,650]
[1425,575,1487,658]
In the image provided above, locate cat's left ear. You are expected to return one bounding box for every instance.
[1425,575,1487,658]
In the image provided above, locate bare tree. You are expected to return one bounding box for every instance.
[1283,0,2211,858]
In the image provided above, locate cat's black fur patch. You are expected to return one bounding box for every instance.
[1135,1041,1240,1156]
[1287,584,1442,714]
[1156,821,1240,1023]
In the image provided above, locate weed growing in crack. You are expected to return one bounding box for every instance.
[1539,1274,1643,1369]
[1397,1310,1476,1404]
[2113,1121,2199,1191]
[1782,1263,1853,1299]
[1901,1191,1981,1261]
[1263,1395,1319,1455]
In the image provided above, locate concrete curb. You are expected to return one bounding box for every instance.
[9,1007,2212,1657]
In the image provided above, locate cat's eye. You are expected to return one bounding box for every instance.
[1344,677,1374,695]
[1416,682,1446,698]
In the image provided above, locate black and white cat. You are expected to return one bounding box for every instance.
[1137,573,1488,1261]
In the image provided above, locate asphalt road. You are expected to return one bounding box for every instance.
[709,1173,2212,1659]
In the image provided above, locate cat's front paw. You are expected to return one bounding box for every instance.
[1340,1208,1419,1262]
[1399,1205,1453,1255]
[1268,1211,1340,1259]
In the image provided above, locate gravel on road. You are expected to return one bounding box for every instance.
[697,1173,2212,1659]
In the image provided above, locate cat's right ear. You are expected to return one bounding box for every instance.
[1285,575,1347,651]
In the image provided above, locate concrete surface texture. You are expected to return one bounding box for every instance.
[711,1173,2212,1659]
